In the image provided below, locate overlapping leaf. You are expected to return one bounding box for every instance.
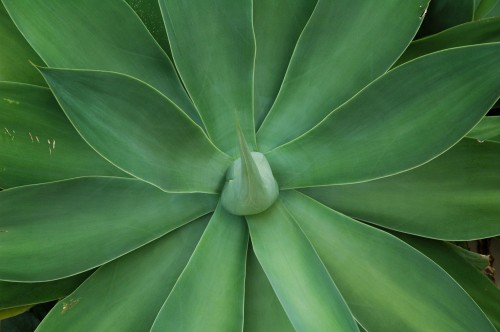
[40,68,232,193]
[282,191,495,331]
[0,177,217,281]
[0,82,126,188]
[267,43,500,189]
[302,138,500,240]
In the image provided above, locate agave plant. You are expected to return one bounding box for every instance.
[1,0,500,331]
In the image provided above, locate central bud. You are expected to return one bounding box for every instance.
[221,125,279,216]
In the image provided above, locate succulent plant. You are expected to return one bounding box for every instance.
[1,0,500,331]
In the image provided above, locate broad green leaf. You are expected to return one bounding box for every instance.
[416,0,475,38]
[257,0,428,151]
[301,138,500,240]
[247,201,358,332]
[152,205,248,331]
[253,0,316,127]
[0,177,217,281]
[0,3,44,86]
[267,44,500,189]
[0,82,127,188]
[159,0,255,155]
[398,234,500,330]
[2,0,200,124]
[0,305,31,320]
[0,272,90,310]
[282,190,495,331]
[125,0,172,57]
[36,216,208,332]
[40,68,232,194]
[474,0,500,19]
[244,246,294,332]
[396,17,500,66]
[467,116,500,142]
[450,244,490,271]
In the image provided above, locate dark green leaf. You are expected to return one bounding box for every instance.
[467,116,500,142]
[417,0,474,38]
[0,177,217,281]
[474,0,500,19]
[396,17,500,66]
[40,68,232,194]
[301,138,500,240]
[267,44,500,189]
[0,4,44,85]
[282,190,495,331]
[0,272,90,310]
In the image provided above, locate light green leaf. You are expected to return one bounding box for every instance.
[398,234,500,331]
[244,246,294,332]
[0,82,127,188]
[301,138,500,240]
[282,190,495,331]
[40,68,232,194]
[467,116,500,142]
[257,0,428,151]
[2,0,200,124]
[247,200,358,332]
[125,0,172,57]
[0,177,217,281]
[36,216,208,332]
[396,17,500,66]
[417,0,475,38]
[0,305,31,320]
[0,3,44,86]
[152,205,248,332]
[0,272,90,310]
[159,0,255,155]
[253,0,316,127]
[267,43,500,189]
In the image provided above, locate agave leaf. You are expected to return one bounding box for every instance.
[246,201,359,332]
[417,0,475,38]
[267,43,500,189]
[40,68,232,194]
[244,247,294,332]
[301,138,500,240]
[474,0,500,19]
[151,205,248,331]
[0,82,127,188]
[158,0,255,155]
[2,0,200,124]
[0,305,32,320]
[396,17,500,66]
[253,0,316,127]
[125,0,172,57]
[35,216,208,332]
[397,234,500,330]
[0,177,217,282]
[282,190,495,331]
[467,116,500,142]
[0,272,91,310]
[256,0,429,151]
[0,3,44,86]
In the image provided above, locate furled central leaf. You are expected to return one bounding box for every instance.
[221,125,279,215]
